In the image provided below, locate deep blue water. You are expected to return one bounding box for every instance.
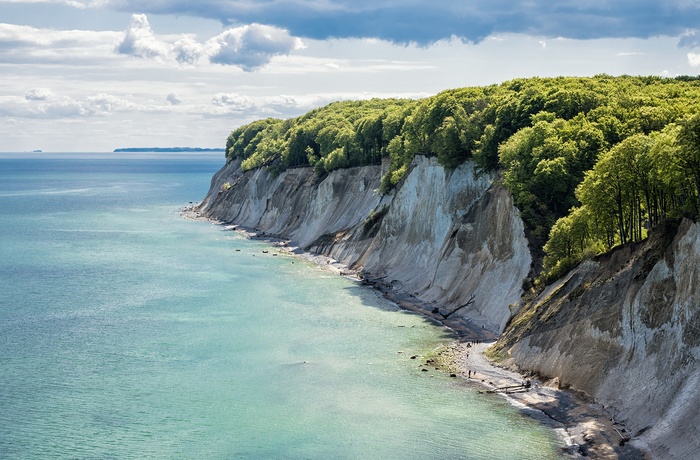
[0,152,562,459]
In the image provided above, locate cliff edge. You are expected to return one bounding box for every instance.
[198,155,531,334]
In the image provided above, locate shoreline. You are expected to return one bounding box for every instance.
[433,342,646,459]
[181,205,646,459]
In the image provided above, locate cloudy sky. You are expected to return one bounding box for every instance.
[2,1,700,152]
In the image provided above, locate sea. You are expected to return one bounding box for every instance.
[0,152,563,459]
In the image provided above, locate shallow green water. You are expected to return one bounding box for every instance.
[0,153,563,459]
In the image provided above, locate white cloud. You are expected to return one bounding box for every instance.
[679,30,700,49]
[211,93,256,111]
[38,98,92,117]
[0,90,171,119]
[206,24,305,71]
[0,23,121,65]
[116,13,169,59]
[25,88,53,100]
[0,94,91,118]
[0,15,306,72]
[112,15,306,71]
[0,0,93,5]
[207,90,429,119]
[688,52,700,67]
[86,93,139,114]
[167,92,182,105]
[173,35,205,65]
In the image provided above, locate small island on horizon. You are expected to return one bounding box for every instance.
[114,147,225,153]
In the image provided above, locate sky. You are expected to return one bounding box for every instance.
[2,1,700,152]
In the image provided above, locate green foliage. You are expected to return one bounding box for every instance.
[225,99,417,175]
[541,123,700,281]
[226,118,283,163]
[676,113,700,212]
[499,113,608,245]
[380,136,411,192]
[541,206,593,279]
[321,147,350,172]
[363,204,390,231]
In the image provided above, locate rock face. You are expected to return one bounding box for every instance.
[497,219,700,459]
[199,156,531,333]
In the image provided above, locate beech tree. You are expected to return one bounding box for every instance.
[676,114,700,212]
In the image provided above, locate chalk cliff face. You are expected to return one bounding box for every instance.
[496,219,700,459]
[199,156,531,333]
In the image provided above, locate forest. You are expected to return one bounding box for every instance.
[224,75,700,284]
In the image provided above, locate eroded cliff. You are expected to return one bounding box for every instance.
[494,218,700,459]
[199,156,531,333]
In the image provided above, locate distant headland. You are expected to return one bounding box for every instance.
[113,147,225,153]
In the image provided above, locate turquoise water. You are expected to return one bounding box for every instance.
[0,152,562,459]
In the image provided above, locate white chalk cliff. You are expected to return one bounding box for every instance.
[199,156,532,333]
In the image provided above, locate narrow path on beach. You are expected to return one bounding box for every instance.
[462,342,528,387]
[437,341,647,459]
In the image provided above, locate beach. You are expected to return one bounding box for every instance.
[433,341,648,459]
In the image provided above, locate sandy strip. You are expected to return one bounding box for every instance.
[433,341,648,459]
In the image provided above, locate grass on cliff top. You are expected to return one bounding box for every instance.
[484,345,511,363]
